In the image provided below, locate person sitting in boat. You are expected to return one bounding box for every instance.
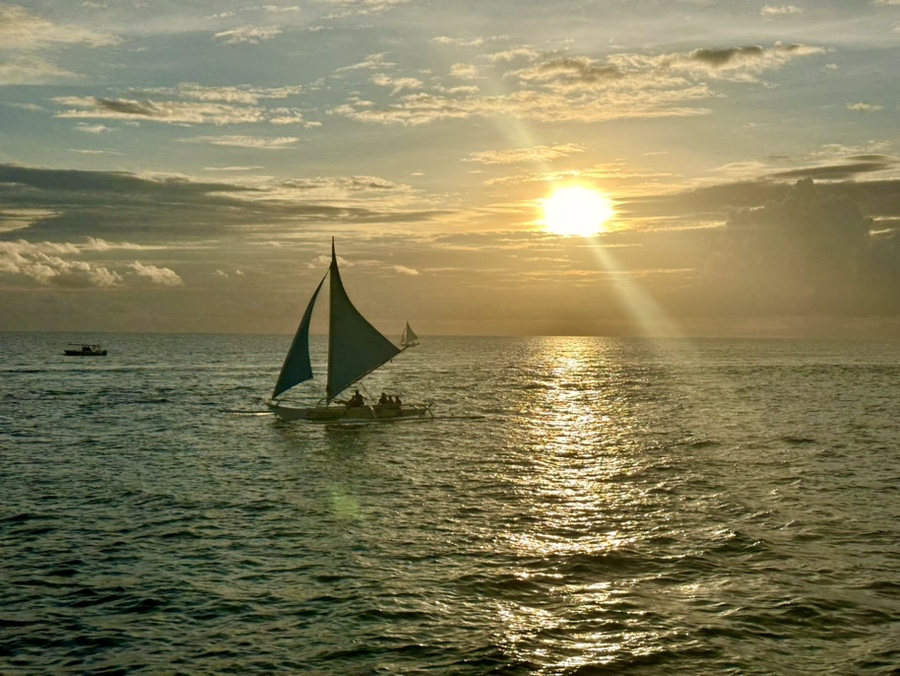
[346,390,364,408]
[378,392,388,406]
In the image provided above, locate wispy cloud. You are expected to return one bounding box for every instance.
[321,0,413,18]
[0,55,80,85]
[75,123,114,134]
[54,96,265,125]
[213,25,282,45]
[0,3,121,50]
[178,135,300,149]
[466,144,586,165]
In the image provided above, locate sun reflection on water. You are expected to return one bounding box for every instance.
[495,336,674,670]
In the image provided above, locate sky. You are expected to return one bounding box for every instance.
[2,0,900,338]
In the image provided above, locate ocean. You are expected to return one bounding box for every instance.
[1,333,898,674]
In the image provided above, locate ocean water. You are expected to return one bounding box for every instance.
[1,332,898,675]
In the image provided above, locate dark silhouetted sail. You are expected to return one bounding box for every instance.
[326,243,400,401]
[271,273,325,399]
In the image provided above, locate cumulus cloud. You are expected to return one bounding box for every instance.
[393,265,419,275]
[128,261,184,286]
[0,240,121,287]
[699,178,900,315]
[0,237,191,289]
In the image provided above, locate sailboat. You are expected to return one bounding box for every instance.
[400,322,419,348]
[267,240,431,422]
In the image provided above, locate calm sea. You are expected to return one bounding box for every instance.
[1,333,898,675]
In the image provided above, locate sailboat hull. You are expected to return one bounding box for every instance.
[267,402,431,422]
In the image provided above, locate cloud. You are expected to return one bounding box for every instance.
[320,0,412,17]
[75,123,114,134]
[0,163,446,244]
[213,25,283,45]
[432,36,485,47]
[336,53,395,72]
[0,239,122,287]
[52,85,320,126]
[269,108,322,127]
[0,209,61,234]
[0,55,82,85]
[697,178,900,315]
[128,261,184,286]
[449,63,480,79]
[761,5,802,17]
[847,102,884,112]
[515,56,624,86]
[769,156,895,181]
[53,96,265,126]
[0,3,121,51]
[214,268,244,278]
[144,83,307,105]
[655,43,826,82]
[372,73,424,94]
[331,42,823,127]
[178,135,300,149]
[393,265,419,275]
[466,144,585,165]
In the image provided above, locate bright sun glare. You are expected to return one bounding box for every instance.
[542,186,614,237]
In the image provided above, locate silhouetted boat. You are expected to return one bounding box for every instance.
[266,239,430,422]
[64,343,107,356]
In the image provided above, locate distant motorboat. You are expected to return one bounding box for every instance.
[63,343,108,356]
[266,239,431,422]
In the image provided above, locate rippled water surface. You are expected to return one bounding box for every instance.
[2,333,899,674]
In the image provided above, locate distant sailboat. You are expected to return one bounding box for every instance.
[267,240,431,422]
[400,322,419,348]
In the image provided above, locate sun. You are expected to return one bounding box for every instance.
[541,186,615,237]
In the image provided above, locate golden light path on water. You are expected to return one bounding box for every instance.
[495,337,668,669]
[487,239,754,669]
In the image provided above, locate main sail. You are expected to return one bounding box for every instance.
[326,242,400,401]
[272,273,326,399]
